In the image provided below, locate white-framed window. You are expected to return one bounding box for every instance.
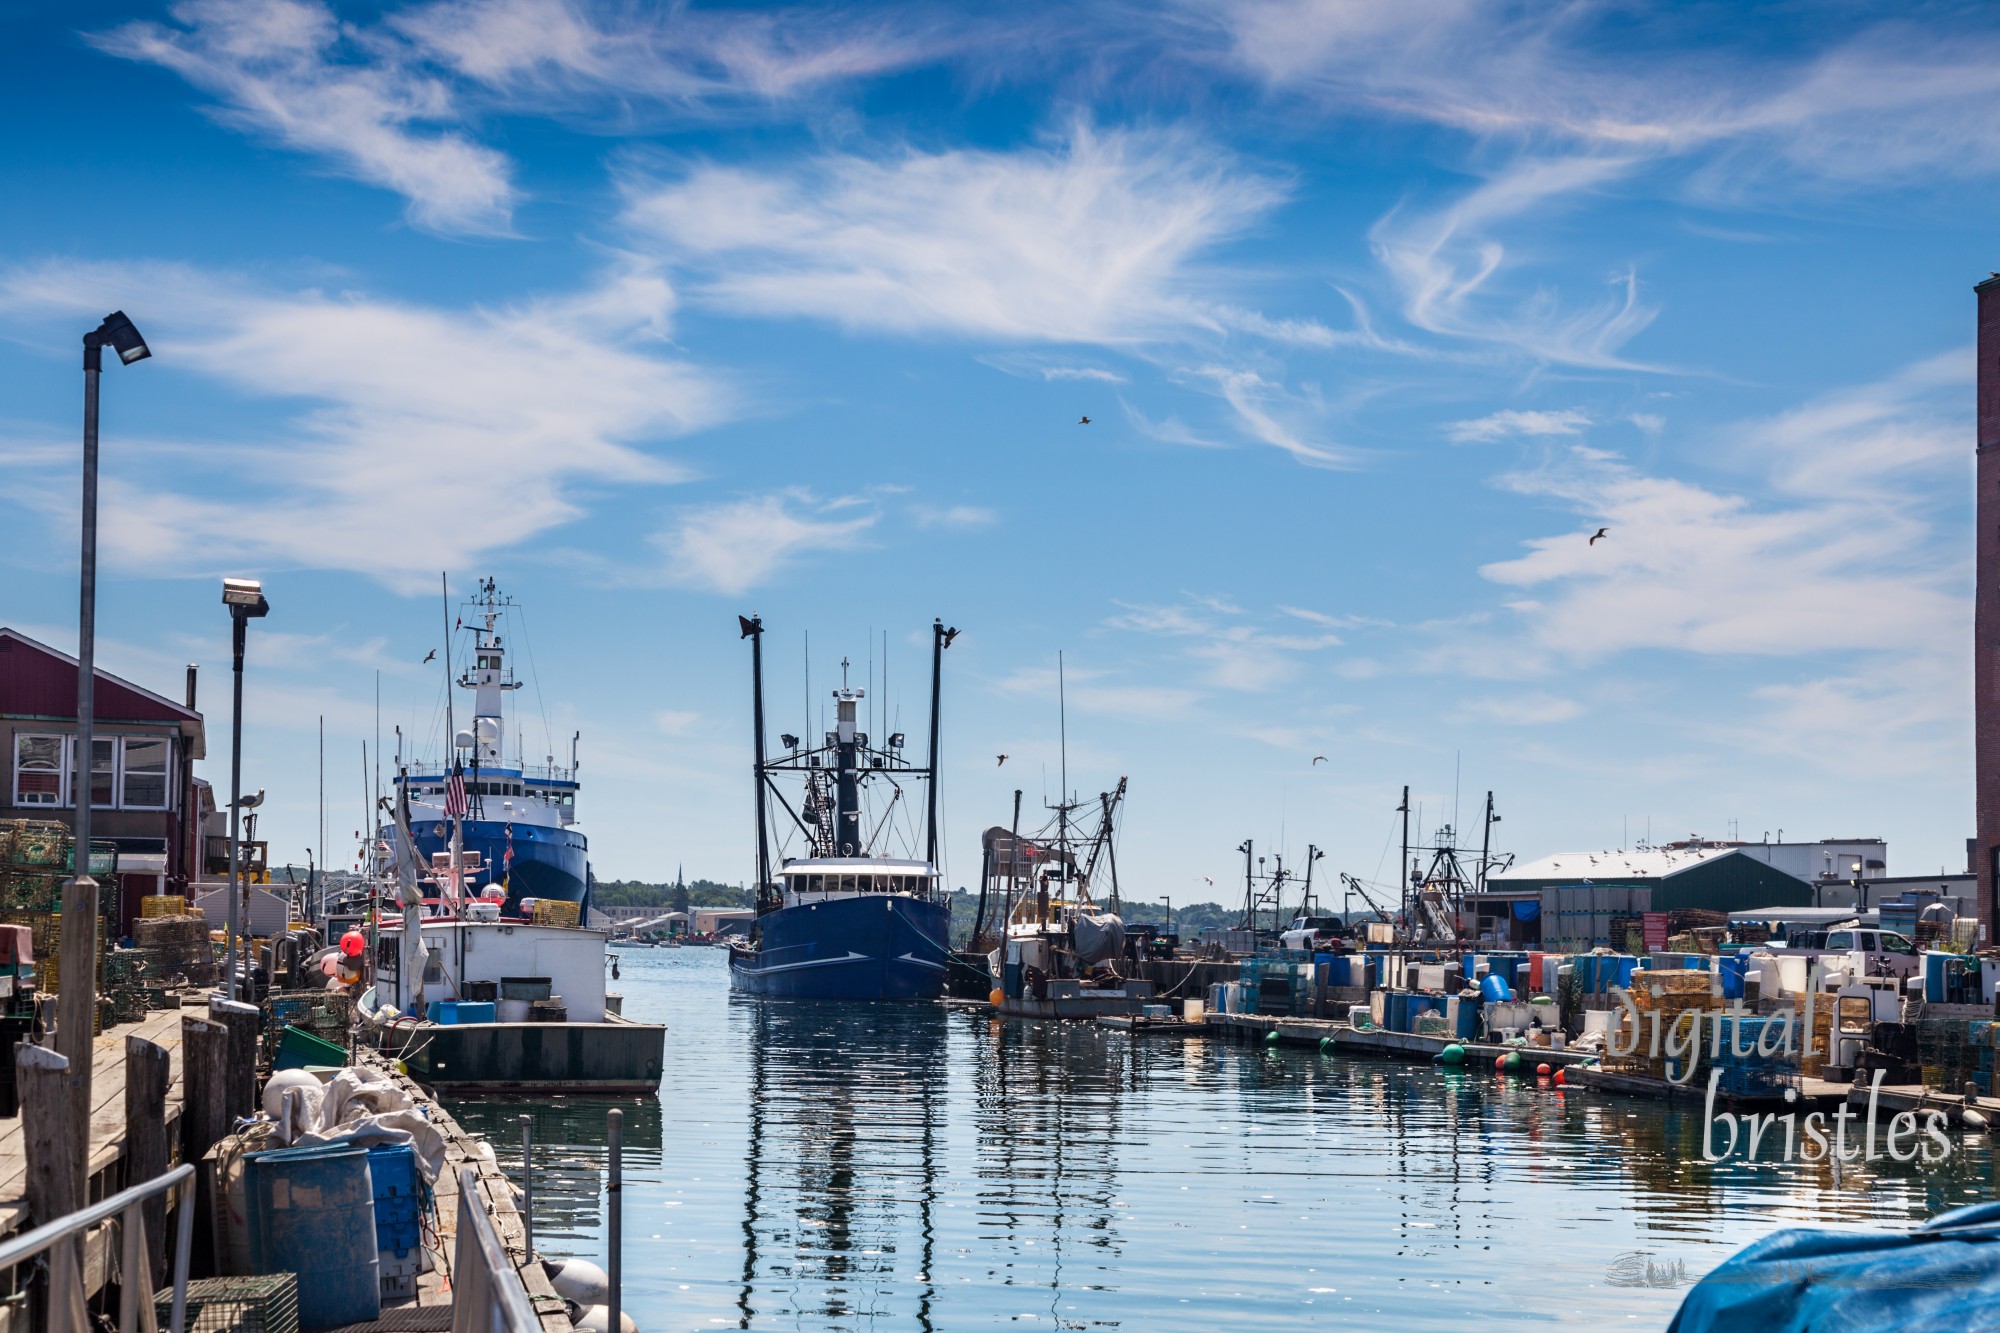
[9,733,174,810]
[13,734,64,806]
[121,738,170,809]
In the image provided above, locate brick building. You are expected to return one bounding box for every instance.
[0,627,207,934]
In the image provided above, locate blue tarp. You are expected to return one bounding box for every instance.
[1511,901,1541,921]
[1669,1201,2000,1333]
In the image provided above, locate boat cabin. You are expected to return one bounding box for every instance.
[374,917,610,1021]
[777,856,939,908]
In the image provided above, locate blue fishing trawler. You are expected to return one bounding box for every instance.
[388,579,588,917]
[728,617,955,1000]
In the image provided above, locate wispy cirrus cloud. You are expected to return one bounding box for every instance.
[653,490,877,595]
[1469,355,1968,765]
[1449,408,1592,443]
[95,0,519,235]
[621,123,1288,345]
[0,257,722,587]
[1107,595,1343,692]
[991,664,1200,721]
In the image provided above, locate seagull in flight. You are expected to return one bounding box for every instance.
[1588,528,1609,545]
[1077,415,1092,425]
[1312,755,1327,765]
[422,649,436,664]
[996,754,1008,766]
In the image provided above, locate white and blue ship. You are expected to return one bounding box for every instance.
[389,580,589,917]
[728,617,956,1001]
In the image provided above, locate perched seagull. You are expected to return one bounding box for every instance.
[1588,527,1609,545]
[422,649,436,664]
[996,754,1008,766]
[1312,755,1327,765]
[233,788,265,810]
[1077,415,1092,425]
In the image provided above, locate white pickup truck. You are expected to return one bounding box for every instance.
[1779,927,1920,981]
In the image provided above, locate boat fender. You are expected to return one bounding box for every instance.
[1319,1036,1332,1050]
[261,1069,320,1120]
[1536,1063,1552,1078]
[1553,1069,1567,1087]
[1501,1052,1521,1072]
[1494,1054,1507,1071]
[1966,1108,1990,1132]
[572,1306,638,1333]
[1265,1030,1280,1043]
[1436,1044,1465,1066]
[545,1257,611,1305]
[989,989,1004,1006]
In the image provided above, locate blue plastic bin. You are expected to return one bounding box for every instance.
[453,1001,495,1024]
[367,1143,423,1258]
[245,1142,381,1326]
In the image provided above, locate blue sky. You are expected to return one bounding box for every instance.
[1,0,1993,900]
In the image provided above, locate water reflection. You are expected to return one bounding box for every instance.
[734,997,949,1330]
[440,950,1999,1332]
[453,1097,662,1236]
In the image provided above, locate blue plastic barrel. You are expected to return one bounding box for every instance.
[1719,956,1747,1000]
[432,999,459,1025]
[1480,973,1513,1003]
[1926,953,1949,1004]
[246,1143,381,1325]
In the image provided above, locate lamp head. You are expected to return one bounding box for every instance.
[98,311,150,365]
[221,577,269,617]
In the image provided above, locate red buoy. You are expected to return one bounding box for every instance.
[1537,1063,1552,1077]
[1553,1068,1567,1087]
[340,929,366,957]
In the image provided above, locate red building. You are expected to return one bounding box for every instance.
[1979,274,2000,941]
[0,627,207,935]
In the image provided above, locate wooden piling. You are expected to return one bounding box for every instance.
[179,1017,227,1166]
[124,1036,170,1285]
[208,998,259,1121]
[17,1044,86,1329]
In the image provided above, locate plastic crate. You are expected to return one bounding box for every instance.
[367,1143,424,1258]
[141,895,188,918]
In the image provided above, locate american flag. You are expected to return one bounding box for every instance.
[503,821,514,878]
[444,766,468,820]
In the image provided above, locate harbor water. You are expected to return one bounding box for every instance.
[448,948,1999,1330]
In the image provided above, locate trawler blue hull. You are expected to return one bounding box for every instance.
[409,818,588,915]
[728,895,951,1000]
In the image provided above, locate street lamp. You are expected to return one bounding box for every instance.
[59,311,151,1194]
[1161,894,1172,938]
[222,578,270,1000]
[1852,860,1866,913]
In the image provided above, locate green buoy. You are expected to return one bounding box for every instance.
[1437,1044,1466,1066]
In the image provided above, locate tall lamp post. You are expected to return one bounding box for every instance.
[222,579,270,999]
[59,311,150,1195]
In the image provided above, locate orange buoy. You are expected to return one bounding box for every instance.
[989,989,1004,1006]
[1494,1054,1508,1071]
[1537,1063,1552,1077]
[339,929,366,957]
[1553,1068,1567,1087]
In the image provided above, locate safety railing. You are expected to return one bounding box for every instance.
[451,1165,543,1333]
[0,1162,195,1333]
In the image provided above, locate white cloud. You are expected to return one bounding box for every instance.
[95,0,517,235]
[992,666,1200,721]
[653,709,702,736]
[910,504,997,531]
[621,123,1287,346]
[1448,408,1592,443]
[1457,693,1585,726]
[1474,355,1967,688]
[654,491,876,595]
[0,258,722,587]
[1106,596,1342,692]
[394,0,943,106]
